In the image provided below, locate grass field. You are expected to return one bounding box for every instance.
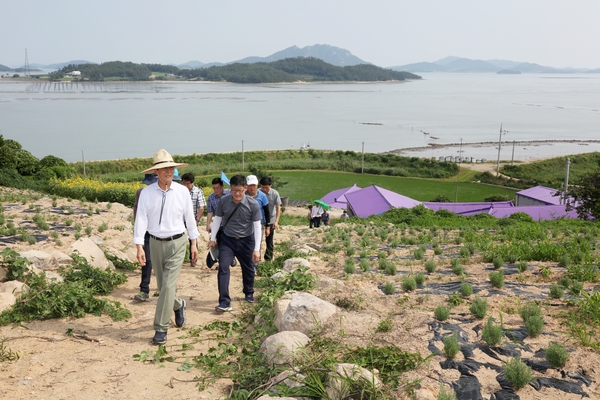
[270,170,517,202]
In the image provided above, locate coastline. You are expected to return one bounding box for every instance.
[388,139,600,162]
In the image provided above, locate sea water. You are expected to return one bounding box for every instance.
[0,73,598,162]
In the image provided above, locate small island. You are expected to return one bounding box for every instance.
[45,58,421,84]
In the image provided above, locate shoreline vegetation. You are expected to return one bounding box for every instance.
[389,139,600,155]
[33,58,421,84]
[1,134,599,207]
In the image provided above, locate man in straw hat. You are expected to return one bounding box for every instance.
[134,149,199,345]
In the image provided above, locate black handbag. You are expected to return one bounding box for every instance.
[207,202,241,267]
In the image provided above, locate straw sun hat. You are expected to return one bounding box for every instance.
[141,149,188,174]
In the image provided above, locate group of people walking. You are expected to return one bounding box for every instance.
[133,149,282,345]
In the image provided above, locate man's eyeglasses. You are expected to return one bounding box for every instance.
[230,188,245,194]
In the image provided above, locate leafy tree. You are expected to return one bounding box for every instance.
[39,155,68,169]
[565,160,600,220]
[430,194,451,202]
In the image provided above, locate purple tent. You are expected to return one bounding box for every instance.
[489,205,580,221]
[345,185,421,218]
[516,186,562,206]
[320,184,361,208]
[423,201,514,216]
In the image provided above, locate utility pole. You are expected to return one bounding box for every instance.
[563,158,571,204]
[511,140,515,165]
[24,48,30,77]
[455,138,462,202]
[495,123,508,177]
[361,142,364,174]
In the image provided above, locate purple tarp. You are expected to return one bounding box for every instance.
[320,184,361,208]
[345,185,421,218]
[516,186,562,205]
[489,205,580,221]
[423,201,514,216]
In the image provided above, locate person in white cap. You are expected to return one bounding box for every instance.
[134,149,199,345]
[245,175,270,260]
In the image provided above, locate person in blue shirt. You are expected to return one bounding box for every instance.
[245,175,270,259]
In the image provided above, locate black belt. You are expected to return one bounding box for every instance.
[149,232,184,242]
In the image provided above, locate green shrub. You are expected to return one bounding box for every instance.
[519,302,541,322]
[470,297,488,319]
[344,258,355,275]
[435,305,450,321]
[376,318,393,333]
[481,317,503,346]
[384,262,397,276]
[460,282,473,297]
[359,259,369,272]
[437,385,457,400]
[383,282,396,295]
[443,333,461,359]
[447,292,463,307]
[425,260,437,274]
[503,357,534,390]
[517,261,529,273]
[413,248,424,260]
[545,342,569,368]
[549,284,564,299]
[492,255,504,270]
[507,253,518,264]
[451,259,464,276]
[570,281,584,295]
[558,276,572,288]
[489,270,505,288]
[558,254,572,268]
[415,273,426,286]
[525,315,544,338]
[402,277,416,292]
[459,247,470,258]
[434,247,443,255]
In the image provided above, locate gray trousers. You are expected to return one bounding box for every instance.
[149,235,186,332]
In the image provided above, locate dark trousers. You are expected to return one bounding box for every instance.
[140,231,152,294]
[311,217,321,228]
[264,226,275,261]
[217,233,255,307]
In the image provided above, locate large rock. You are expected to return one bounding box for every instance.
[273,299,292,331]
[268,370,307,395]
[68,238,114,271]
[20,250,58,271]
[326,363,381,400]
[1,281,29,296]
[280,292,338,335]
[105,247,133,263]
[50,250,74,267]
[260,331,311,365]
[0,292,16,312]
[282,257,310,272]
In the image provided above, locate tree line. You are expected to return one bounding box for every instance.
[47,58,420,83]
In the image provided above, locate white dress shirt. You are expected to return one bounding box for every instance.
[134,181,200,245]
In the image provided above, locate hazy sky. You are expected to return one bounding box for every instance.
[2,0,599,68]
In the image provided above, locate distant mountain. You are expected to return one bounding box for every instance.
[389,56,599,73]
[233,44,369,67]
[388,62,446,73]
[0,64,11,72]
[178,60,205,69]
[442,58,499,72]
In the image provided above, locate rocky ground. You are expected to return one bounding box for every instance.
[0,171,599,399]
